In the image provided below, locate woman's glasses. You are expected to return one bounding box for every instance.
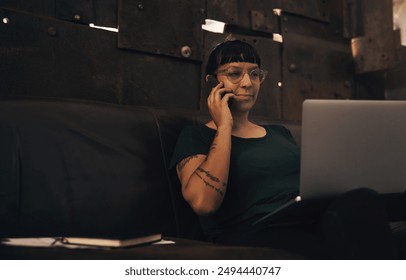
[215,67,268,84]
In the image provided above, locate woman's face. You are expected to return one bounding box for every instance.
[215,62,261,112]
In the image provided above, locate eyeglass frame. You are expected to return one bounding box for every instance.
[214,67,268,84]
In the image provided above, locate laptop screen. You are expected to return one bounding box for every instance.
[299,100,406,200]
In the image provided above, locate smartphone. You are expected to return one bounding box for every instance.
[206,75,233,108]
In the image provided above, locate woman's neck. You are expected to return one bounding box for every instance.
[231,110,251,128]
[206,116,265,138]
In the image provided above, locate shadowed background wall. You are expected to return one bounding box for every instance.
[0,0,405,121]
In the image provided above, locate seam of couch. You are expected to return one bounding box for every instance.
[149,108,181,238]
[14,126,22,229]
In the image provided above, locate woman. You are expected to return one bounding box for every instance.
[170,39,396,259]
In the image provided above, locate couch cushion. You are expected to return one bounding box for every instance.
[0,97,178,238]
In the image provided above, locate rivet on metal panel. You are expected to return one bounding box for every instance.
[250,10,272,32]
[3,17,10,24]
[47,27,58,37]
[74,14,81,21]
[288,63,297,72]
[180,46,192,58]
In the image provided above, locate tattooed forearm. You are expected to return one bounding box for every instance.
[207,131,220,152]
[177,155,199,172]
[196,167,227,187]
[194,171,224,196]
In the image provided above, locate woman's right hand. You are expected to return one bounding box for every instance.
[207,82,234,130]
[178,81,234,216]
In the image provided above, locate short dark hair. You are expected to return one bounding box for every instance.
[205,39,261,76]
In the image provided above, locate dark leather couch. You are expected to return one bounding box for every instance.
[0,97,303,259]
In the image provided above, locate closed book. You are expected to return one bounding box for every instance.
[61,233,162,248]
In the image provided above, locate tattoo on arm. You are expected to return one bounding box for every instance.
[208,131,219,152]
[196,167,227,187]
[177,155,199,173]
[194,171,224,196]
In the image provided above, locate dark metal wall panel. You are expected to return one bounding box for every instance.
[206,0,279,34]
[206,0,328,31]
[0,8,200,109]
[343,0,363,38]
[281,8,353,120]
[55,0,94,24]
[282,32,353,120]
[278,0,330,22]
[92,0,117,27]
[385,47,406,100]
[206,0,239,26]
[55,0,117,27]
[351,0,399,74]
[0,8,119,103]
[1,0,117,29]
[0,0,55,18]
[2,0,401,120]
[280,1,347,42]
[118,0,205,61]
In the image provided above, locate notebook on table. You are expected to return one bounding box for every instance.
[252,99,406,226]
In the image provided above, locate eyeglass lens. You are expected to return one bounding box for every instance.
[220,68,266,84]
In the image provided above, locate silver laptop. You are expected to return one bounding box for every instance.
[253,99,406,226]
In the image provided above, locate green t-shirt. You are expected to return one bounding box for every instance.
[169,124,300,238]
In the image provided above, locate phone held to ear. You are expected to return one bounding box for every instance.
[206,76,233,108]
[206,75,219,90]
